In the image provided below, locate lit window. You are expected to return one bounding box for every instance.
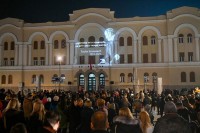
[120,73,125,82]
[187,34,192,43]
[151,36,156,45]
[178,34,184,44]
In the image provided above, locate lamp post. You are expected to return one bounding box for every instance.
[144,75,149,93]
[57,56,62,91]
[153,76,157,92]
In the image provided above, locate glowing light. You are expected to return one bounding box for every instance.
[57,56,62,62]
[114,54,120,60]
[104,28,115,41]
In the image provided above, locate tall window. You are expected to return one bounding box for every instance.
[179,52,184,62]
[119,37,124,46]
[10,58,14,66]
[190,72,195,82]
[120,73,125,82]
[80,38,85,48]
[151,53,156,63]
[4,42,8,50]
[120,54,124,64]
[10,41,15,50]
[8,75,12,84]
[32,75,36,84]
[61,39,66,48]
[1,75,6,84]
[128,73,133,82]
[99,73,105,86]
[79,74,85,86]
[88,36,95,47]
[40,57,45,65]
[187,34,192,43]
[88,56,95,64]
[80,56,85,64]
[181,72,186,82]
[127,36,132,46]
[143,54,148,63]
[188,52,193,62]
[178,34,184,44]
[151,36,156,45]
[143,36,148,45]
[3,58,8,66]
[54,40,59,49]
[40,40,45,49]
[40,74,44,84]
[128,54,132,63]
[33,41,38,49]
[33,57,38,65]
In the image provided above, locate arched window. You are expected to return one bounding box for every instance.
[152,72,157,83]
[8,75,12,84]
[61,39,66,48]
[99,73,105,85]
[33,41,38,49]
[54,40,59,49]
[181,72,186,82]
[79,74,85,86]
[119,37,124,46]
[4,42,8,50]
[40,40,45,49]
[190,72,195,82]
[178,34,184,43]
[88,36,95,47]
[79,38,85,48]
[80,38,84,42]
[128,73,133,82]
[143,36,148,45]
[120,73,125,82]
[99,37,104,47]
[187,34,192,43]
[1,75,6,84]
[32,75,36,84]
[40,74,44,84]
[10,41,15,50]
[127,36,132,46]
[151,36,156,45]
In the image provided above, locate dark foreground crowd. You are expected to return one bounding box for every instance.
[0,88,200,133]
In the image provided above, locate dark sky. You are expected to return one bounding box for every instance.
[1,0,200,23]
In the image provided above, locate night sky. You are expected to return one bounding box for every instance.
[1,0,200,23]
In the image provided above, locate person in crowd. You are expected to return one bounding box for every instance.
[139,111,154,133]
[111,107,142,133]
[144,104,154,124]
[10,123,27,133]
[190,111,200,133]
[41,110,60,133]
[50,95,59,111]
[29,99,46,133]
[90,111,109,133]
[2,97,25,133]
[107,102,117,128]
[153,101,192,133]
[176,99,190,122]
[96,98,108,115]
[133,95,143,118]
[80,99,94,133]
[23,93,33,120]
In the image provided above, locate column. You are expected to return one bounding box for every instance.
[133,40,137,63]
[15,45,19,66]
[168,37,173,62]
[0,45,2,66]
[173,38,178,62]
[45,43,49,65]
[138,40,142,63]
[163,38,168,62]
[66,43,70,65]
[158,39,162,63]
[28,45,32,66]
[195,38,199,61]
[70,42,75,64]
[18,45,23,66]
[23,45,28,66]
[49,43,52,65]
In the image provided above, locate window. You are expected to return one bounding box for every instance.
[10,41,15,50]
[32,75,36,84]
[179,52,184,62]
[33,57,38,65]
[190,72,195,82]
[4,42,8,50]
[40,57,45,65]
[128,54,132,63]
[99,73,105,86]
[181,72,186,82]
[40,40,45,49]
[151,36,156,45]
[151,53,156,63]
[88,56,95,64]
[120,73,125,82]
[127,36,132,46]
[61,39,66,48]
[1,75,6,84]
[143,36,148,45]
[144,73,149,82]
[187,34,192,43]
[119,37,124,46]
[128,73,133,82]
[88,36,95,47]
[143,54,148,63]
[188,52,193,62]
[99,37,104,47]
[54,40,59,49]
[120,54,124,64]
[152,73,157,83]
[80,56,85,64]
[33,41,38,49]
[3,58,8,66]
[178,34,184,44]
[79,74,85,86]
[79,38,85,48]
[8,75,12,84]
[40,75,44,84]
[10,58,14,66]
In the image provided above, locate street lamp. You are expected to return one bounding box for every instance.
[57,56,62,91]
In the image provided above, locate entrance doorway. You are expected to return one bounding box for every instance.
[88,73,96,91]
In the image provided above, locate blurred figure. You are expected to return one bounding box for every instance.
[139,111,154,133]
[10,123,27,133]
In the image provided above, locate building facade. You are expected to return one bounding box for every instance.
[0,6,200,93]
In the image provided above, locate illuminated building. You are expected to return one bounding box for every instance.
[0,7,200,93]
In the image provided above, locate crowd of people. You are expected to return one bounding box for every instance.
[0,87,200,133]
